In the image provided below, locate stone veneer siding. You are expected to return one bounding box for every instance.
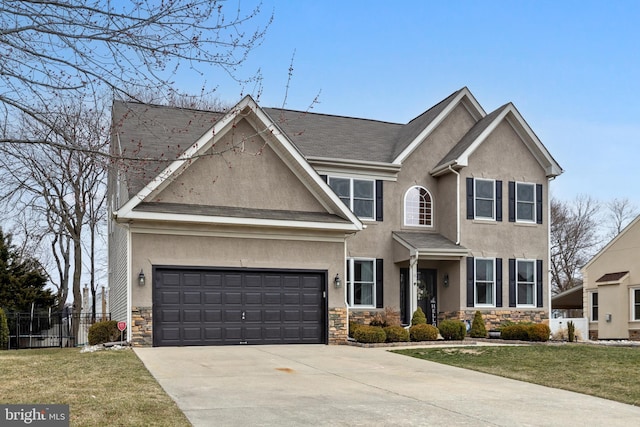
[629,330,640,341]
[329,307,348,344]
[131,306,152,346]
[440,310,548,331]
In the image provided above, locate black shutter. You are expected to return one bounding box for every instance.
[509,258,516,307]
[376,180,383,222]
[496,258,503,307]
[466,178,474,220]
[536,184,543,225]
[536,259,544,307]
[508,181,515,222]
[466,257,475,307]
[320,174,328,183]
[496,180,503,222]
[376,259,383,308]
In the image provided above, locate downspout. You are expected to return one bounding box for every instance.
[448,165,461,245]
[547,176,554,320]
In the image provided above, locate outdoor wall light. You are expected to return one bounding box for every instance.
[334,274,341,288]
[443,273,449,287]
[138,269,146,286]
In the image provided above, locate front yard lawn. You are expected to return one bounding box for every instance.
[0,348,190,426]
[394,344,640,406]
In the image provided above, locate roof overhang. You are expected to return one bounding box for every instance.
[551,285,583,310]
[307,156,401,181]
[393,232,469,261]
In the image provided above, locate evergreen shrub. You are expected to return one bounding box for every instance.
[353,325,386,343]
[384,325,409,342]
[0,308,9,350]
[469,311,487,338]
[411,307,427,326]
[88,320,125,345]
[409,324,439,341]
[438,319,466,340]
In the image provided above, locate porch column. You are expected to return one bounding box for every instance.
[409,252,419,320]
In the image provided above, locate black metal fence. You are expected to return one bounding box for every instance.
[5,312,110,349]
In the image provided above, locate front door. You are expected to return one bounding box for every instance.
[417,269,438,326]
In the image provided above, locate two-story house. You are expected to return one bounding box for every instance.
[108,87,562,346]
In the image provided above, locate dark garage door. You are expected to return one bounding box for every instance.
[153,267,326,346]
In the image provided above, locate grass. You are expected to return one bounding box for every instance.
[393,344,640,406]
[0,348,191,427]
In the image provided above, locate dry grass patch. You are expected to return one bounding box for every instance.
[394,344,640,406]
[0,348,190,426]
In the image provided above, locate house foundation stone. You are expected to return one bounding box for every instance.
[131,306,152,346]
[440,309,548,331]
[328,307,348,344]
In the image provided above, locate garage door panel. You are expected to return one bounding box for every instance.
[204,292,221,304]
[183,291,202,304]
[161,291,180,304]
[183,309,201,322]
[245,292,263,305]
[153,268,325,346]
[204,310,222,322]
[224,292,242,305]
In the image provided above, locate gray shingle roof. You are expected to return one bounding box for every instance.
[393,231,468,253]
[112,89,468,195]
[135,202,351,224]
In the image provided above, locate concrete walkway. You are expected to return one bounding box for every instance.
[135,344,640,426]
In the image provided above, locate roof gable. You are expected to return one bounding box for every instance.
[113,96,363,230]
[430,103,563,178]
[582,214,640,272]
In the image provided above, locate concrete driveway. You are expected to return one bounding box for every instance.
[135,344,640,426]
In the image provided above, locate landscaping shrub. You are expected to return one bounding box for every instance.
[411,307,426,326]
[88,320,125,345]
[353,325,386,343]
[438,319,466,340]
[469,311,487,338]
[500,324,530,341]
[0,308,9,350]
[349,321,364,338]
[409,324,439,341]
[369,312,388,327]
[384,325,409,342]
[528,323,551,342]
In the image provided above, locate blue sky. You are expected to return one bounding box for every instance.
[180,1,640,207]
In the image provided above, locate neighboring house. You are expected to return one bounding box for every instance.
[582,215,640,340]
[108,87,563,346]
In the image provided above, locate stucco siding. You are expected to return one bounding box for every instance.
[151,119,325,213]
[130,229,346,308]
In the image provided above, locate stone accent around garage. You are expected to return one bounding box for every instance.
[329,307,348,344]
[131,306,152,346]
[440,309,548,331]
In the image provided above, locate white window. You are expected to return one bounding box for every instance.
[328,177,375,220]
[347,258,375,307]
[516,182,536,222]
[475,258,495,306]
[632,289,640,321]
[516,259,536,307]
[404,186,433,226]
[474,179,495,220]
[591,292,599,321]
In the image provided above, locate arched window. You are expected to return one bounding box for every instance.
[404,186,433,226]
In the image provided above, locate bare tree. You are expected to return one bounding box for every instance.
[550,195,602,294]
[0,98,109,343]
[604,197,638,241]
[1,0,271,153]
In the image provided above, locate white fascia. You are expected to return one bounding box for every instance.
[117,210,362,232]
